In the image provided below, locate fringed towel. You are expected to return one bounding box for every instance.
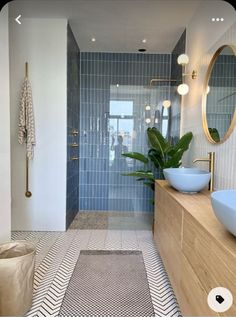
[18,77,35,159]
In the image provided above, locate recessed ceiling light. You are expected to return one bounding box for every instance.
[212,18,215,21]
[138,48,146,52]
[221,18,224,21]
[91,38,96,42]
[142,39,147,43]
[216,18,220,21]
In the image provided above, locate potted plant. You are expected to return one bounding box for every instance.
[122,127,193,192]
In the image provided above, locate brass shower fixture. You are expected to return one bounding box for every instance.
[149,78,179,86]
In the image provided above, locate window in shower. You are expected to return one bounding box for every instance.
[161,106,169,138]
[109,100,134,168]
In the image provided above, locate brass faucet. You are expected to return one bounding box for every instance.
[193,152,215,191]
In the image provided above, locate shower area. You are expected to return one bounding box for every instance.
[67,27,186,230]
[8,8,185,232]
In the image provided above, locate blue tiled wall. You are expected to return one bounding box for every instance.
[170,30,186,143]
[66,24,80,228]
[80,52,171,212]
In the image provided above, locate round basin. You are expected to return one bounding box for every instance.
[211,190,236,237]
[163,168,211,193]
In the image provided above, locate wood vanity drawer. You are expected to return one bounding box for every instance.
[179,250,216,316]
[183,212,236,315]
[155,184,183,246]
[155,214,216,316]
[154,216,181,294]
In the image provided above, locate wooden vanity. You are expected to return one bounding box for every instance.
[154,180,236,316]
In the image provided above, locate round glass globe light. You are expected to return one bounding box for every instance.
[177,54,189,65]
[177,83,189,95]
[145,105,151,110]
[162,100,171,108]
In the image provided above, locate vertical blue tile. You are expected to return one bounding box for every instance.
[79,46,183,213]
[66,23,80,228]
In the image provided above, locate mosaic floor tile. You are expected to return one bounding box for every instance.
[69,211,153,230]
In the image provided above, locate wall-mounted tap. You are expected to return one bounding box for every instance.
[193,152,215,191]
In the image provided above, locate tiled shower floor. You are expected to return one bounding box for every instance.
[69,211,153,230]
[12,230,181,317]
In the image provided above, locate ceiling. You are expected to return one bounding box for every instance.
[9,0,204,53]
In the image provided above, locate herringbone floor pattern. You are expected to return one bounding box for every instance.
[12,230,181,317]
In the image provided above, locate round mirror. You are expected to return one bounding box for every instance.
[202,45,236,143]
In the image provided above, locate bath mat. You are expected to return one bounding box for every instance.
[59,250,154,316]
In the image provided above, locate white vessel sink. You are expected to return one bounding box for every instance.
[211,190,236,237]
[163,168,211,193]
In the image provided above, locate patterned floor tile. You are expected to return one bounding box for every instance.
[11,229,181,317]
[87,230,107,250]
[105,230,122,249]
[121,230,139,250]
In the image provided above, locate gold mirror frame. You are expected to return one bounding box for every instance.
[202,44,236,144]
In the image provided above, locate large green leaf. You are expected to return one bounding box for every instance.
[164,149,185,168]
[148,149,164,169]
[209,128,220,142]
[163,144,174,154]
[147,127,168,157]
[172,132,193,153]
[122,152,148,164]
[121,171,155,181]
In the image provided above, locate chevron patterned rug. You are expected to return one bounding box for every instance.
[59,250,155,316]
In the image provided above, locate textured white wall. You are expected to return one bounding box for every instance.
[0,5,11,243]
[181,1,236,190]
[9,18,67,231]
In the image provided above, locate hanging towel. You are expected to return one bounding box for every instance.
[18,77,36,159]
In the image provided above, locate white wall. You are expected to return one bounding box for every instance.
[181,1,236,190]
[9,18,67,231]
[0,5,11,243]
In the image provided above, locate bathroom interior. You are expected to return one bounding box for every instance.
[0,0,236,316]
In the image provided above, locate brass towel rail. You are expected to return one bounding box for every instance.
[149,78,179,86]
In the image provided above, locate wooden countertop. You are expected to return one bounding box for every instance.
[155,180,236,260]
